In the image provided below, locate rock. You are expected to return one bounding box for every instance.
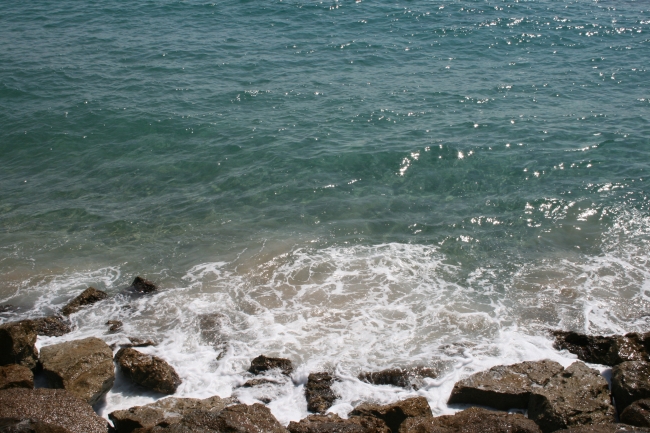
[107,321,123,332]
[115,348,181,394]
[130,277,158,294]
[401,407,542,433]
[0,321,38,369]
[349,397,432,433]
[248,355,293,376]
[0,365,33,390]
[611,361,650,415]
[61,288,108,316]
[621,399,650,428]
[553,424,650,432]
[287,413,390,433]
[0,418,71,433]
[552,331,649,366]
[359,367,438,391]
[40,337,115,406]
[242,378,278,387]
[447,359,564,410]
[0,388,109,433]
[109,396,231,433]
[28,317,71,337]
[120,337,157,348]
[528,361,615,433]
[306,372,337,413]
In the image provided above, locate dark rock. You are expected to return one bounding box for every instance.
[401,407,542,433]
[0,418,71,433]
[0,388,109,433]
[40,337,115,406]
[359,368,438,391]
[107,321,123,333]
[306,372,337,413]
[115,348,181,394]
[242,378,278,388]
[29,317,71,337]
[621,399,650,428]
[130,277,158,294]
[0,305,18,314]
[553,424,650,432]
[0,321,38,369]
[552,331,649,366]
[611,361,650,415]
[528,361,615,433]
[0,365,33,390]
[447,359,563,410]
[287,413,390,433]
[61,288,108,316]
[349,397,432,433]
[120,338,157,348]
[248,355,293,376]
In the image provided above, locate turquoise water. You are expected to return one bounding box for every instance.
[1,0,650,421]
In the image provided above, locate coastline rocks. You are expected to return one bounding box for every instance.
[0,364,34,390]
[0,388,109,433]
[130,277,158,294]
[61,288,108,316]
[28,316,71,337]
[287,413,390,433]
[40,337,115,405]
[349,396,432,433]
[107,321,123,332]
[552,331,649,366]
[306,372,337,413]
[401,407,542,433]
[528,361,615,433]
[0,321,38,369]
[553,425,650,432]
[0,418,72,433]
[621,399,650,427]
[448,359,563,410]
[611,361,650,414]
[115,348,181,394]
[359,367,437,390]
[248,355,293,376]
[120,337,157,348]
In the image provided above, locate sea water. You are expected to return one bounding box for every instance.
[1,0,649,424]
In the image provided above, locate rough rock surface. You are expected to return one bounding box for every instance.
[61,288,108,316]
[28,317,71,337]
[0,364,34,390]
[611,361,650,415]
[448,359,563,410]
[0,418,71,433]
[130,277,158,294]
[115,348,181,394]
[358,367,437,391]
[621,399,650,428]
[553,331,650,366]
[40,337,115,405]
[287,413,390,433]
[107,321,123,332]
[528,361,615,433]
[553,424,650,432]
[306,372,337,413]
[109,396,231,433]
[248,355,293,376]
[0,321,38,369]
[0,388,108,433]
[401,407,542,433]
[120,337,157,348]
[349,397,432,433]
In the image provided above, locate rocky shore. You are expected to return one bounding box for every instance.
[2,278,650,432]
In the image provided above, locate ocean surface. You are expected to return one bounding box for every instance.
[1,0,649,423]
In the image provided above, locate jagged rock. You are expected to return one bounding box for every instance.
[0,388,109,433]
[28,317,71,337]
[248,355,293,376]
[552,331,650,366]
[358,367,437,391]
[621,399,650,428]
[349,397,432,433]
[401,407,542,433]
[528,361,615,433]
[0,418,71,433]
[40,337,115,406]
[287,413,390,433]
[242,378,278,387]
[130,277,158,294]
[0,365,33,390]
[115,348,181,394]
[447,359,564,410]
[611,361,650,415]
[109,396,231,433]
[107,321,123,332]
[553,424,650,432]
[61,288,108,316]
[0,321,38,369]
[306,372,337,413]
[120,337,157,348]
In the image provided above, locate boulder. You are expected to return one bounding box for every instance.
[0,388,109,433]
[553,424,650,432]
[552,331,649,366]
[0,418,71,433]
[130,277,158,294]
[448,359,563,410]
[528,361,615,433]
[306,372,337,413]
[120,337,157,348]
[349,397,432,433]
[115,348,181,394]
[0,321,38,369]
[611,361,650,415]
[621,399,650,428]
[401,407,542,433]
[61,288,108,316]
[0,365,33,390]
[287,413,390,433]
[242,378,278,387]
[40,337,115,406]
[28,317,71,337]
[248,355,293,376]
[107,321,123,332]
[358,367,437,390]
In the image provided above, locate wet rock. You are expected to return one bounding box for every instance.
[611,361,650,415]
[61,288,108,316]
[287,413,390,433]
[528,361,615,433]
[0,321,38,369]
[552,331,649,366]
[306,372,337,413]
[120,337,157,348]
[40,337,115,406]
[447,359,564,410]
[621,399,650,428]
[0,418,71,433]
[248,354,293,376]
[28,317,72,337]
[0,305,18,314]
[107,321,123,333]
[109,396,231,433]
[115,348,181,394]
[359,367,438,391]
[401,407,542,433]
[241,378,278,387]
[553,424,650,432]
[0,365,33,390]
[0,388,109,433]
[130,277,158,294]
[349,397,432,433]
